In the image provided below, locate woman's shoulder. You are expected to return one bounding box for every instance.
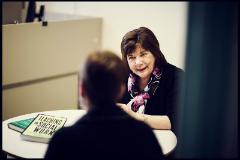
[162,63,184,79]
[164,63,184,73]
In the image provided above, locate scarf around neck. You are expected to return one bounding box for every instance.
[127,67,162,113]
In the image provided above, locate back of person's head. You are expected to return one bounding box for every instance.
[80,50,128,107]
[121,27,167,71]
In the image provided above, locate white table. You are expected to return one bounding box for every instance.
[2,109,177,158]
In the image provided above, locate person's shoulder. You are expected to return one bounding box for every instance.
[164,63,184,74]
[52,119,87,139]
[163,63,184,79]
[160,63,184,88]
[50,125,72,140]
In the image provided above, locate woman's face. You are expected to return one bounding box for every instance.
[127,44,156,81]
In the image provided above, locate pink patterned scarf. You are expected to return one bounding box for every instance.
[128,67,162,112]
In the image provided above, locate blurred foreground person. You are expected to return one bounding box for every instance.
[45,50,163,159]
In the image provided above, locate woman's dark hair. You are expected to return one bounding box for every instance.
[82,50,128,106]
[121,27,167,72]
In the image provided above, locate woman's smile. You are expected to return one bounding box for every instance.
[136,66,147,72]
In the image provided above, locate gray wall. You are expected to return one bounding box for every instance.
[2,2,26,24]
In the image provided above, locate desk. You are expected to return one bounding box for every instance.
[2,110,177,158]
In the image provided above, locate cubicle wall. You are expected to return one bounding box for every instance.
[2,16,102,120]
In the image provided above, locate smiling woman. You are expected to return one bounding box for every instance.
[118,27,184,133]
[127,44,156,91]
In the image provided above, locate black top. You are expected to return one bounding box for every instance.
[45,105,163,159]
[120,63,184,133]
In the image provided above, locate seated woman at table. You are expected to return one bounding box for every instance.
[45,50,163,159]
[117,27,184,133]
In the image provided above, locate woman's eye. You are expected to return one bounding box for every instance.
[128,56,135,60]
[141,52,147,57]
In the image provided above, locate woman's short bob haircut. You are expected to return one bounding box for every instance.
[121,27,167,72]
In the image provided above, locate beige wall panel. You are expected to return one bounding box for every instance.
[3,75,78,120]
[3,17,102,85]
[2,17,102,121]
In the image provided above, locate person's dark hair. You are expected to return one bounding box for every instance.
[121,27,167,72]
[82,50,128,106]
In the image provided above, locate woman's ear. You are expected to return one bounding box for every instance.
[78,80,89,110]
[79,80,86,98]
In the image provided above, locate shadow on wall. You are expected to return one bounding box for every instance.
[174,2,238,159]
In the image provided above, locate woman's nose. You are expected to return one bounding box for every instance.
[135,57,143,65]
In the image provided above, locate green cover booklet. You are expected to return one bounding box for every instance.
[20,114,67,143]
[8,118,35,133]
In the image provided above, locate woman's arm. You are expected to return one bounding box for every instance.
[136,113,171,130]
[117,103,171,130]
